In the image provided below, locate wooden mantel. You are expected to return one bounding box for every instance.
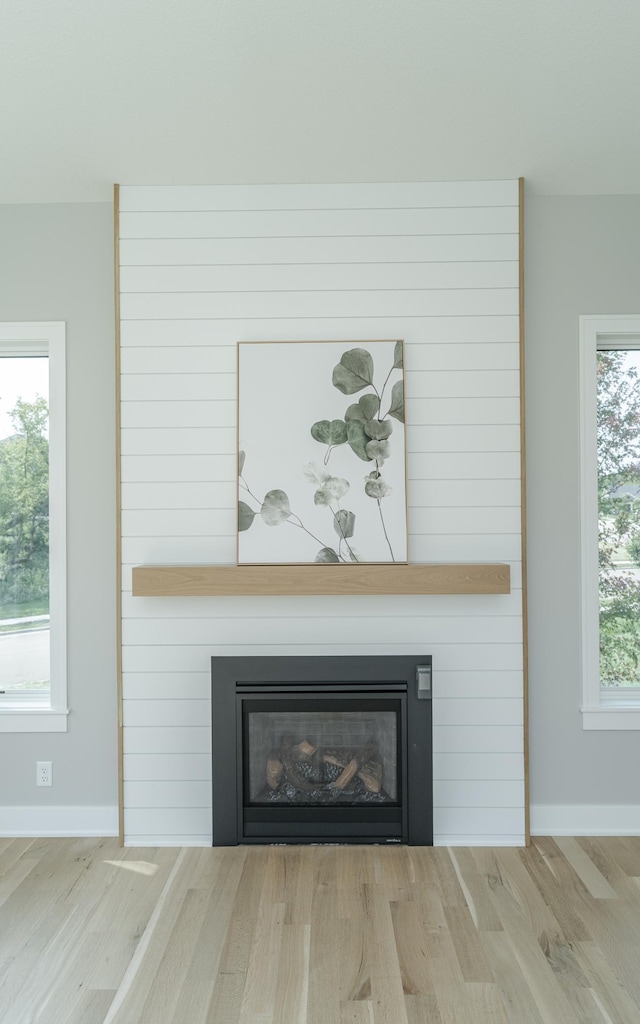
[131,563,510,597]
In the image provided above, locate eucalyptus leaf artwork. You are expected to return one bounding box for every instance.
[237,340,407,564]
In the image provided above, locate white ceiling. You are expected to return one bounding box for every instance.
[2,0,639,204]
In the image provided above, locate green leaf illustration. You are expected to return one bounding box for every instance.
[260,489,291,526]
[238,500,255,531]
[364,417,393,440]
[365,439,391,463]
[344,393,379,423]
[333,509,356,539]
[393,341,403,369]
[365,472,393,499]
[310,419,348,446]
[302,462,327,485]
[388,380,404,423]
[332,348,375,394]
[314,476,350,506]
[346,420,373,461]
[315,547,340,563]
[238,450,246,475]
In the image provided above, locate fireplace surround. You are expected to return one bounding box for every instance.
[211,655,433,845]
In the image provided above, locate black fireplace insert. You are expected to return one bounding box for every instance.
[211,655,432,845]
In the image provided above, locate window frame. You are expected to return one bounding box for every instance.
[579,314,640,729]
[0,322,68,732]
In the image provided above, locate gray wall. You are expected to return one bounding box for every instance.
[526,194,640,808]
[0,202,117,808]
[2,194,639,816]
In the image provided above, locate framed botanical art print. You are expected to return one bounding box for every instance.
[237,340,407,564]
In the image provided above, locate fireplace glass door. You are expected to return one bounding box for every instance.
[244,700,401,807]
[239,694,406,842]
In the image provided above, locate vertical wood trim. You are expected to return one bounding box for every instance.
[114,184,124,844]
[519,177,530,845]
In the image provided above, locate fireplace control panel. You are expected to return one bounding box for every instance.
[416,664,432,700]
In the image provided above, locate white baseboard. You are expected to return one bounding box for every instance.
[0,805,119,837]
[530,804,640,836]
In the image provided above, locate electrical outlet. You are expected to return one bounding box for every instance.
[37,761,52,787]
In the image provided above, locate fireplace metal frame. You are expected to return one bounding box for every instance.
[211,655,432,846]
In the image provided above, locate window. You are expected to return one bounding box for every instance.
[580,315,640,729]
[0,323,67,732]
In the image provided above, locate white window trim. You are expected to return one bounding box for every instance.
[579,314,640,730]
[0,322,68,732]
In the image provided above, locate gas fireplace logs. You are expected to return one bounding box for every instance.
[263,735,386,803]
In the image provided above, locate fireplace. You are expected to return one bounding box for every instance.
[211,655,432,845]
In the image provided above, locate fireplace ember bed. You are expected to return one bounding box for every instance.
[211,655,432,845]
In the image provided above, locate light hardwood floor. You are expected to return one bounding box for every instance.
[1,837,639,1023]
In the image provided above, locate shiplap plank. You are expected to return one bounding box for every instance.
[434,780,525,808]
[432,726,524,754]
[123,753,212,781]
[120,478,521,511]
[124,781,211,808]
[433,671,523,700]
[120,533,522,565]
[433,698,523,727]
[119,205,519,239]
[433,752,525,780]
[434,807,524,836]
[410,452,521,479]
[410,535,521,561]
[121,374,235,402]
[121,367,519,404]
[120,234,520,267]
[121,592,523,620]
[121,536,235,565]
[121,344,518,377]
[123,672,211,700]
[121,643,523,674]
[122,615,523,647]
[120,427,235,457]
[120,315,520,347]
[121,400,235,429]
[120,454,235,482]
[123,807,212,835]
[119,424,519,458]
[410,425,520,452]
[120,669,524,704]
[121,451,521,486]
[409,343,519,371]
[119,180,519,212]
[408,397,520,425]
[411,479,520,506]
[123,726,211,754]
[121,288,519,321]
[408,370,519,398]
[121,261,518,294]
[120,347,235,374]
[122,506,521,539]
[121,510,231,537]
[123,698,210,727]
[412,508,522,534]
[121,482,233,508]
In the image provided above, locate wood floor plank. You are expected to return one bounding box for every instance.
[1,839,640,1024]
[553,837,619,900]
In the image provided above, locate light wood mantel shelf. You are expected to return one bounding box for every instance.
[131,563,510,597]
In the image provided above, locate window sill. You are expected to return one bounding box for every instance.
[581,705,640,730]
[0,707,69,733]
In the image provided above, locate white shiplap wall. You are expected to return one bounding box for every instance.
[118,181,524,846]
